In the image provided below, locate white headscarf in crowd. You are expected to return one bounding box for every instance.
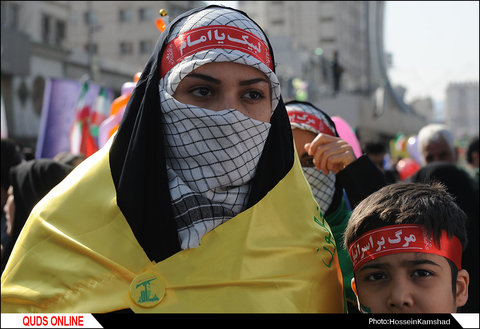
[286,102,337,214]
[158,7,281,249]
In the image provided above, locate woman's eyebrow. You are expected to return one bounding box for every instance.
[184,74,269,86]
[184,73,221,84]
[239,78,269,86]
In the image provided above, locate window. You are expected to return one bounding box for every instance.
[167,4,184,20]
[55,20,66,47]
[85,43,98,55]
[320,16,334,22]
[119,9,133,22]
[84,10,97,25]
[270,18,284,25]
[139,40,153,54]
[139,8,152,21]
[120,41,133,55]
[6,2,19,29]
[321,37,336,44]
[41,15,51,44]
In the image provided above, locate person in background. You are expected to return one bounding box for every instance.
[417,123,456,165]
[1,5,345,313]
[364,141,399,184]
[1,139,24,259]
[465,135,479,188]
[286,100,387,312]
[344,182,469,313]
[53,151,86,168]
[410,162,478,313]
[331,50,344,95]
[1,159,73,272]
[413,126,478,313]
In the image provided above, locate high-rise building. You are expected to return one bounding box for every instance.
[67,1,204,85]
[237,1,426,143]
[238,1,370,100]
[446,82,479,141]
[410,97,434,123]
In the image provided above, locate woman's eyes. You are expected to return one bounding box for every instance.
[188,87,265,101]
[190,86,212,97]
[243,90,265,101]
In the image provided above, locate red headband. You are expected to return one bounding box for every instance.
[160,25,273,78]
[288,111,335,136]
[348,224,462,272]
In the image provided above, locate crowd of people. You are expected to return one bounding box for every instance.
[1,4,478,314]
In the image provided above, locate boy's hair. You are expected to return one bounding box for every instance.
[344,182,468,252]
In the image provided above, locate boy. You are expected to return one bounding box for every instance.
[344,182,469,313]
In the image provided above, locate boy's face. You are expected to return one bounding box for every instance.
[352,252,469,313]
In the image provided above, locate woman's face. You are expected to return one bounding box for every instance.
[173,62,272,122]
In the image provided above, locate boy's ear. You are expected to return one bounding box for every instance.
[455,269,469,308]
[352,277,371,313]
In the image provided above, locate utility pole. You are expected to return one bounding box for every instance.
[86,1,93,81]
[86,1,100,82]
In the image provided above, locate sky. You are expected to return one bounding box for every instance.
[384,1,479,111]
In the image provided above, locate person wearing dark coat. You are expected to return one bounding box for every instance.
[1,159,73,272]
[1,139,24,262]
[410,161,479,313]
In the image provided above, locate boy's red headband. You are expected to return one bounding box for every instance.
[160,25,273,78]
[348,224,462,272]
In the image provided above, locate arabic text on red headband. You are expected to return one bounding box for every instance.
[160,25,273,78]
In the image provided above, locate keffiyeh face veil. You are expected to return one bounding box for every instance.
[110,5,294,261]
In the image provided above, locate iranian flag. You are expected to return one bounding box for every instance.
[69,81,98,157]
[89,87,110,146]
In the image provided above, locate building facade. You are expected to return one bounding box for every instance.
[2,1,428,152]
[238,1,426,144]
[1,1,71,149]
[1,1,203,150]
[66,1,203,86]
[446,81,479,142]
[238,1,370,100]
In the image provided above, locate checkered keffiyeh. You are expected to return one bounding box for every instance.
[286,102,337,214]
[159,7,276,249]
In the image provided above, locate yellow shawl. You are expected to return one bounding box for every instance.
[1,140,344,313]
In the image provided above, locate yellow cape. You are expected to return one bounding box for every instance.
[1,139,345,313]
